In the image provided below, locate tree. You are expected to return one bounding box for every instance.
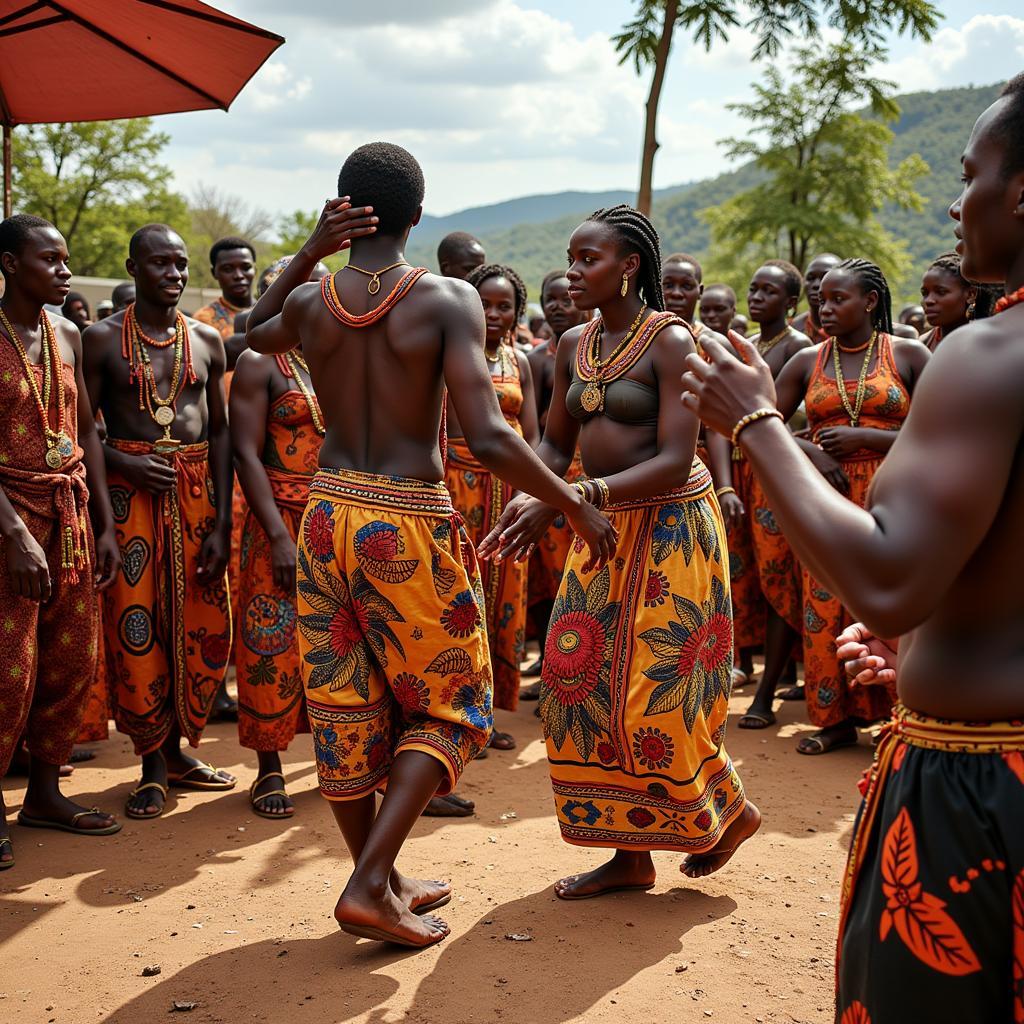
[11,119,187,278]
[613,0,940,215]
[701,43,928,290]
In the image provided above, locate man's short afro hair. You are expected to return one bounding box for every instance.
[337,142,425,236]
[992,72,1024,178]
[0,214,55,258]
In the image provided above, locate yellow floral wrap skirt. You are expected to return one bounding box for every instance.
[541,459,746,851]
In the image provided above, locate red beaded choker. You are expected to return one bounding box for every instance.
[993,285,1024,315]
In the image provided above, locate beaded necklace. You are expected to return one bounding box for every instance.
[321,267,427,328]
[830,330,878,427]
[0,307,73,469]
[121,303,197,455]
[994,285,1024,315]
[755,325,790,356]
[281,350,325,437]
[575,309,681,414]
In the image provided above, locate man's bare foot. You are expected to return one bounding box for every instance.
[250,772,293,818]
[126,750,169,818]
[335,883,451,947]
[165,749,235,788]
[554,851,656,900]
[680,801,761,879]
[391,870,451,914]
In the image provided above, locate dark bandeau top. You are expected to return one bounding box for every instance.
[566,361,659,426]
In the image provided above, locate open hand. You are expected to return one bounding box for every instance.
[479,494,557,563]
[300,198,379,263]
[806,445,850,495]
[836,623,898,687]
[718,490,744,531]
[680,333,777,439]
[566,500,617,573]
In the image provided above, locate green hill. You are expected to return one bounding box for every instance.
[408,82,1002,308]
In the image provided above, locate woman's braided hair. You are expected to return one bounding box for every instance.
[466,263,528,324]
[835,257,894,335]
[586,204,665,311]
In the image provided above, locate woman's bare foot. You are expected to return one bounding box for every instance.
[681,801,761,879]
[335,881,451,947]
[554,851,656,900]
[796,723,858,755]
[21,790,119,832]
[390,870,451,914]
[126,750,168,818]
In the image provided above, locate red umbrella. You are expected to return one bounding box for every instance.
[0,0,284,215]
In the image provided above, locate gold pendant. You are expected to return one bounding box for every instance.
[367,274,381,295]
[56,432,74,458]
[580,381,603,414]
[154,405,175,427]
[45,447,63,470]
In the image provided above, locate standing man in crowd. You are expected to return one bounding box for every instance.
[84,224,234,820]
[437,231,485,280]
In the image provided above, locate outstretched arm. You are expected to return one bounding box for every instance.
[682,326,1023,637]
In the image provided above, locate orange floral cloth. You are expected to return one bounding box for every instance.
[296,469,492,801]
[801,335,908,727]
[542,460,746,851]
[104,439,231,755]
[445,349,527,711]
[747,471,803,633]
[236,385,322,752]
[527,448,585,613]
[76,633,111,742]
[837,705,1024,1022]
[727,452,767,649]
[0,354,97,772]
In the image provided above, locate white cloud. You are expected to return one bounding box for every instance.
[885,15,1024,92]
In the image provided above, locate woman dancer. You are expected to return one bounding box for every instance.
[482,206,759,897]
[445,264,539,749]
[770,259,930,753]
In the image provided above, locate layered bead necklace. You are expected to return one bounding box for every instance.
[0,307,73,469]
[755,325,790,357]
[575,304,650,414]
[831,329,878,427]
[282,350,325,436]
[121,303,197,455]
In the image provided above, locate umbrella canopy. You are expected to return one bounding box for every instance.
[0,0,284,214]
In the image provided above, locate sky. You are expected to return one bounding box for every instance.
[154,1,1024,221]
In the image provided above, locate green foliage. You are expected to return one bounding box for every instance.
[701,43,928,295]
[11,118,187,279]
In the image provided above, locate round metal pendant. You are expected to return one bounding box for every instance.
[45,447,63,469]
[154,406,175,426]
[56,432,74,458]
[367,275,381,295]
[580,381,603,414]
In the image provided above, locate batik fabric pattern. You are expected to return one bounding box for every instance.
[0,354,97,772]
[747,471,803,634]
[76,633,110,742]
[541,459,746,851]
[193,297,250,653]
[236,385,322,751]
[527,448,586,614]
[104,439,231,755]
[837,705,1024,1023]
[296,469,492,801]
[727,452,767,649]
[802,335,908,727]
[445,349,527,711]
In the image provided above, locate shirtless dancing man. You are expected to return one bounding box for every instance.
[247,143,614,948]
[682,75,1024,1021]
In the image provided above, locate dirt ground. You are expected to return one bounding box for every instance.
[0,674,873,1024]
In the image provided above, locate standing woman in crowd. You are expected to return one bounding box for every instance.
[445,264,539,749]
[770,259,930,754]
[482,205,758,897]
[918,251,977,351]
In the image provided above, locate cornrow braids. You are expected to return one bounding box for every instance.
[927,251,969,288]
[466,263,528,325]
[587,204,665,311]
[836,257,894,335]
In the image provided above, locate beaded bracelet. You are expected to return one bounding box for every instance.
[715,486,737,498]
[592,477,610,510]
[572,481,589,502]
[731,407,784,446]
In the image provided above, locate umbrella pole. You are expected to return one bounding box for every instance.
[2,124,10,218]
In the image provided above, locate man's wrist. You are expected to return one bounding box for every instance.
[738,411,787,454]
